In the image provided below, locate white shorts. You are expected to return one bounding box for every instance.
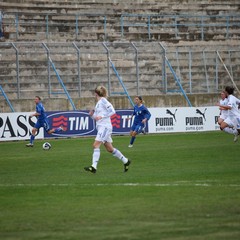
[224,116,240,129]
[219,114,227,121]
[95,125,113,143]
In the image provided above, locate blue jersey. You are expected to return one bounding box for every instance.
[36,102,47,122]
[132,104,151,126]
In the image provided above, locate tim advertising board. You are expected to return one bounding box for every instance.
[0,107,218,141]
[44,110,141,138]
[148,106,220,133]
[0,112,44,141]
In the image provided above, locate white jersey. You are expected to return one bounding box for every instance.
[92,97,115,129]
[227,95,240,119]
[219,98,228,119]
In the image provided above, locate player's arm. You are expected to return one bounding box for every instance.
[102,103,116,118]
[89,110,95,117]
[217,102,231,110]
[235,97,240,105]
[30,112,40,118]
[142,108,151,123]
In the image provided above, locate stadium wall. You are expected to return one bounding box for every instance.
[0,93,220,113]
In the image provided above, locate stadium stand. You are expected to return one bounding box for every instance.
[0,0,240,111]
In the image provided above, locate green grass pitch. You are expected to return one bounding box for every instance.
[0,131,240,240]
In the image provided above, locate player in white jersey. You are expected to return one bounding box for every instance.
[217,91,228,125]
[218,86,240,142]
[84,86,131,173]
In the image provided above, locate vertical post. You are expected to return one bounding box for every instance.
[72,42,81,97]
[15,13,19,40]
[201,16,204,41]
[104,15,107,41]
[189,47,192,93]
[174,15,178,39]
[176,47,180,82]
[121,14,124,38]
[215,51,219,92]
[159,42,167,93]
[75,14,78,40]
[102,42,111,96]
[131,42,139,96]
[42,42,51,98]
[11,43,20,99]
[202,50,209,93]
[226,16,229,39]
[46,14,49,40]
[148,15,151,40]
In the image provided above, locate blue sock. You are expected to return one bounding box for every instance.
[130,136,136,145]
[54,127,62,133]
[30,135,35,144]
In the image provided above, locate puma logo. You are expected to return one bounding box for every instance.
[166,109,177,122]
[196,108,207,121]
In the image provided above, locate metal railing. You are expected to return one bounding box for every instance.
[0,85,15,112]
[0,42,240,104]
[2,12,240,41]
[3,12,107,41]
[121,14,240,41]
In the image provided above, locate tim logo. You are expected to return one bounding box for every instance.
[52,115,68,130]
[196,108,207,121]
[45,111,95,137]
[111,114,121,128]
[112,110,138,134]
[166,109,177,122]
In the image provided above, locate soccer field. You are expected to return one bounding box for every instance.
[0,131,240,240]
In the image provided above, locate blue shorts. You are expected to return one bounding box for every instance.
[34,119,51,132]
[131,123,144,134]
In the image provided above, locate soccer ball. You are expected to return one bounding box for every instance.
[42,142,51,150]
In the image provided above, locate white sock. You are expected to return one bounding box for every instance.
[92,148,100,169]
[223,127,238,135]
[112,148,128,164]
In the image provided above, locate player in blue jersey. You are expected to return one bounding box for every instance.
[26,96,64,147]
[128,96,151,147]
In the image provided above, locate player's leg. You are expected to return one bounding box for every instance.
[218,117,224,126]
[45,120,65,134]
[104,141,131,172]
[129,125,142,147]
[235,117,240,142]
[141,122,146,134]
[129,130,137,147]
[26,121,40,147]
[221,118,239,142]
[84,126,107,173]
[84,140,102,173]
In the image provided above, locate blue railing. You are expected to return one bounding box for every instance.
[2,12,240,41]
[121,13,240,40]
[0,85,15,112]
[108,57,135,107]
[5,12,107,41]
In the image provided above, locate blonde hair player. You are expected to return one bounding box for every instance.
[217,90,228,126]
[84,86,131,173]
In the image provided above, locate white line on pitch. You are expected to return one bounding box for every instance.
[0,182,240,187]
